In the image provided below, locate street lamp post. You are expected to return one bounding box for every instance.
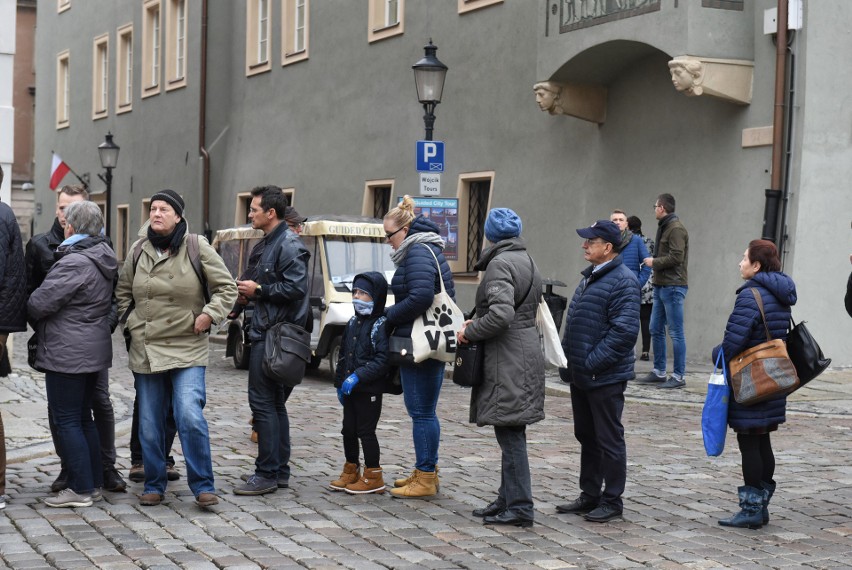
[97,132,120,238]
[412,39,448,141]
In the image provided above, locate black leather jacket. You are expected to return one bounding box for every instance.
[247,221,310,341]
[25,218,64,295]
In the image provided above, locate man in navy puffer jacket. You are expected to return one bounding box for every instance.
[557,220,640,524]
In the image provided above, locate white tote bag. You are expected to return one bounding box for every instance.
[536,300,567,369]
[410,245,464,363]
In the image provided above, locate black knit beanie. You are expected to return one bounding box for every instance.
[150,189,185,217]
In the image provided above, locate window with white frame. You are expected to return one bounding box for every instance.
[93,34,109,119]
[246,0,272,75]
[142,0,162,97]
[458,0,503,15]
[368,0,404,43]
[116,24,133,113]
[363,180,394,219]
[282,0,309,65]
[116,205,130,261]
[450,172,494,276]
[166,0,187,89]
[56,50,70,128]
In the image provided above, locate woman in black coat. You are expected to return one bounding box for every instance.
[711,239,796,529]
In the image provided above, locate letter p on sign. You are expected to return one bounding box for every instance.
[416,140,444,173]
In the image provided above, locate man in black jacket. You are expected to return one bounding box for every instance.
[24,185,126,493]
[234,185,310,496]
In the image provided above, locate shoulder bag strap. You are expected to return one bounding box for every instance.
[420,244,448,295]
[749,287,773,341]
[514,254,536,310]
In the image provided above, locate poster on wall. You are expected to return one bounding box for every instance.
[400,196,459,261]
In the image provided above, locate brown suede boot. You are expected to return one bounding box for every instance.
[394,466,440,489]
[390,469,437,499]
[329,462,360,491]
[344,467,386,495]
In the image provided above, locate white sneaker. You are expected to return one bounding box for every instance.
[0,498,6,510]
[44,488,93,508]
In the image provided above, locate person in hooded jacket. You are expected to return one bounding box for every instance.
[329,271,394,495]
[383,195,456,499]
[712,239,796,529]
[27,201,116,508]
[457,208,545,528]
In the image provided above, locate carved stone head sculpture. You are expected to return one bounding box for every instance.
[533,81,564,115]
[668,58,705,96]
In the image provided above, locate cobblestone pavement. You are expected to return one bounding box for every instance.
[1,332,851,569]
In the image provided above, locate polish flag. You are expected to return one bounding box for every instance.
[49,153,71,190]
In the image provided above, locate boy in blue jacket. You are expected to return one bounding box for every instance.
[330,272,395,494]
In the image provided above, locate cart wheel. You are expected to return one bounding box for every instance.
[233,331,251,370]
[328,336,341,377]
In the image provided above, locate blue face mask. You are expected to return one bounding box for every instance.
[353,299,374,316]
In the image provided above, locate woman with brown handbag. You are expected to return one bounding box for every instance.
[712,239,796,529]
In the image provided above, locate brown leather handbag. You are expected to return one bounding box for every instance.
[728,288,800,406]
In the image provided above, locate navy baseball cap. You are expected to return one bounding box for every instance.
[576,220,622,246]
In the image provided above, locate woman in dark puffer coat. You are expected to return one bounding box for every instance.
[711,239,796,529]
[383,196,455,499]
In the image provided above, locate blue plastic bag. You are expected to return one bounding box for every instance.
[701,349,729,457]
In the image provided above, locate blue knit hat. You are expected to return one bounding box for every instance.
[484,208,522,243]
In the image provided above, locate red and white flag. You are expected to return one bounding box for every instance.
[49,153,71,190]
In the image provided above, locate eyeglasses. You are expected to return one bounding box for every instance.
[385,226,406,240]
[583,238,606,245]
[287,222,304,231]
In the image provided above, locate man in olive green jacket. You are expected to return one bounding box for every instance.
[640,193,689,389]
[116,190,237,508]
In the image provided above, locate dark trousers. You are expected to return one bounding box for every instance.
[45,371,103,494]
[571,381,627,510]
[737,433,775,488]
[48,368,116,471]
[248,339,293,480]
[130,394,178,466]
[639,303,652,353]
[341,392,383,467]
[494,425,534,521]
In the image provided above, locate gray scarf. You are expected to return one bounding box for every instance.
[391,232,445,267]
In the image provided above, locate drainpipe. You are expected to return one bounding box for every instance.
[199,0,211,241]
[762,0,788,244]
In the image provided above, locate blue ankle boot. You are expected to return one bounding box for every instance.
[718,485,765,529]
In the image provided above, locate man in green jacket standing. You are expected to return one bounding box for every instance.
[639,193,689,389]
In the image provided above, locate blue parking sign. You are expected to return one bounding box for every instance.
[416,140,444,173]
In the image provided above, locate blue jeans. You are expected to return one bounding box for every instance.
[494,425,534,521]
[134,367,215,497]
[400,359,444,472]
[248,340,293,481]
[45,371,103,495]
[650,285,688,379]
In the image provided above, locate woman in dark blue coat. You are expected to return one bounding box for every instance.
[712,239,796,529]
[383,196,455,499]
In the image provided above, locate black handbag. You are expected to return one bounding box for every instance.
[388,336,415,366]
[27,333,46,373]
[262,321,312,387]
[786,317,831,386]
[452,341,484,387]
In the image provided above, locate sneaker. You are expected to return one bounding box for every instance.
[240,472,289,488]
[128,463,145,483]
[139,493,163,506]
[584,504,623,523]
[44,489,93,508]
[636,371,666,384]
[51,468,69,493]
[639,352,650,361]
[91,488,103,502]
[167,464,180,481]
[556,496,598,515]
[195,492,219,507]
[233,474,278,496]
[658,376,686,389]
[0,497,6,510]
[103,467,127,492]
